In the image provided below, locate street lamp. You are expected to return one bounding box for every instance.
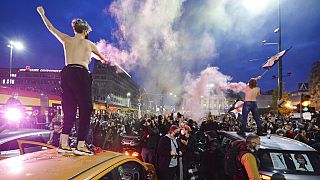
[262,40,278,46]
[126,92,131,107]
[277,0,283,103]
[7,41,24,84]
[261,0,283,109]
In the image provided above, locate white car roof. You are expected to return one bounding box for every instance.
[222,131,317,152]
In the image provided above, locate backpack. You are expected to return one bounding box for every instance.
[224,140,249,176]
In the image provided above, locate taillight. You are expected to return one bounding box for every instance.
[124,151,139,157]
[260,174,271,180]
[124,151,130,156]
[132,152,139,157]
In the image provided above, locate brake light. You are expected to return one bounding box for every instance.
[124,151,130,156]
[132,152,139,157]
[260,174,271,180]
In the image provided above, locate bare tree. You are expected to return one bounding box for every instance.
[308,61,320,110]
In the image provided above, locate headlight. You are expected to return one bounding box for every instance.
[5,107,22,122]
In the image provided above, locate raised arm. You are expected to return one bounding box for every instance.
[37,6,69,43]
[90,42,109,63]
[254,76,262,81]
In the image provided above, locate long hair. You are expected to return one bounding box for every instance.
[248,78,257,89]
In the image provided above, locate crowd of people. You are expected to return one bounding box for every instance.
[41,108,320,180]
[3,97,317,179]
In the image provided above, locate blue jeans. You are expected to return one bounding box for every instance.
[241,101,262,130]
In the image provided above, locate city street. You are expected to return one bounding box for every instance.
[0,0,320,179]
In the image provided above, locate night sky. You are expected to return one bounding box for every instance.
[0,0,319,93]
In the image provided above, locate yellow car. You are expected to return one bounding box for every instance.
[0,141,157,180]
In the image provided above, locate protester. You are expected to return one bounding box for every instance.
[47,122,62,147]
[200,112,219,132]
[156,125,181,180]
[140,119,160,164]
[37,6,109,155]
[203,130,224,180]
[239,76,265,136]
[179,124,196,179]
[230,134,261,180]
[294,129,309,145]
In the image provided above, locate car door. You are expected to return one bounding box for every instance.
[18,133,52,154]
[17,140,55,155]
[0,139,20,159]
[0,133,53,159]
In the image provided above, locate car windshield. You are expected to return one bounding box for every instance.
[258,149,320,175]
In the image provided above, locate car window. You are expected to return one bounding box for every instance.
[0,140,20,157]
[258,150,320,175]
[0,140,19,151]
[21,144,50,154]
[20,134,46,148]
[100,161,146,180]
[40,133,50,142]
[0,133,50,155]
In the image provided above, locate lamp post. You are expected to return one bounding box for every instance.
[7,41,24,84]
[126,92,131,108]
[277,0,283,103]
[261,0,282,109]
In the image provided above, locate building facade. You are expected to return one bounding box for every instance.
[1,63,140,110]
[91,61,140,108]
[0,67,61,96]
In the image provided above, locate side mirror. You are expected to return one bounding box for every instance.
[272,173,286,180]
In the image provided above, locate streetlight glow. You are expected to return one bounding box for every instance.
[7,40,25,84]
[9,41,24,50]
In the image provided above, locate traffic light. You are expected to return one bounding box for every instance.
[301,95,311,112]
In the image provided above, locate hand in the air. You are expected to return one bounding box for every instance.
[37,6,45,15]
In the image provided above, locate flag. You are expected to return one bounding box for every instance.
[261,47,292,69]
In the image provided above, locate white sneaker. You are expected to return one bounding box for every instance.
[73,145,94,156]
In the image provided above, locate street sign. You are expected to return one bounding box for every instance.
[298,83,309,92]
[137,103,141,106]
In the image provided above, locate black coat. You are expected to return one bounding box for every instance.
[156,135,180,172]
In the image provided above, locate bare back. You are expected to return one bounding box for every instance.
[63,36,93,70]
[244,86,260,101]
[37,7,108,68]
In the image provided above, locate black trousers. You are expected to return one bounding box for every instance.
[158,166,178,180]
[61,64,93,141]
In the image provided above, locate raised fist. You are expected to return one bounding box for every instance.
[37,6,45,15]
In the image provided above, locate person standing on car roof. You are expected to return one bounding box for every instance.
[238,76,266,136]
[37,6,109,155]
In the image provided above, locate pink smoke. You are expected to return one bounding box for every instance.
[181,67,246,121]
[225,82,247,93]
[96,39,138,71]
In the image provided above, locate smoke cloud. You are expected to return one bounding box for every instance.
[181,66,246,120]
[97,0,275,119]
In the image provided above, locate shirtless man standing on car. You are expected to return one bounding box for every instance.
[37,6,109,155]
